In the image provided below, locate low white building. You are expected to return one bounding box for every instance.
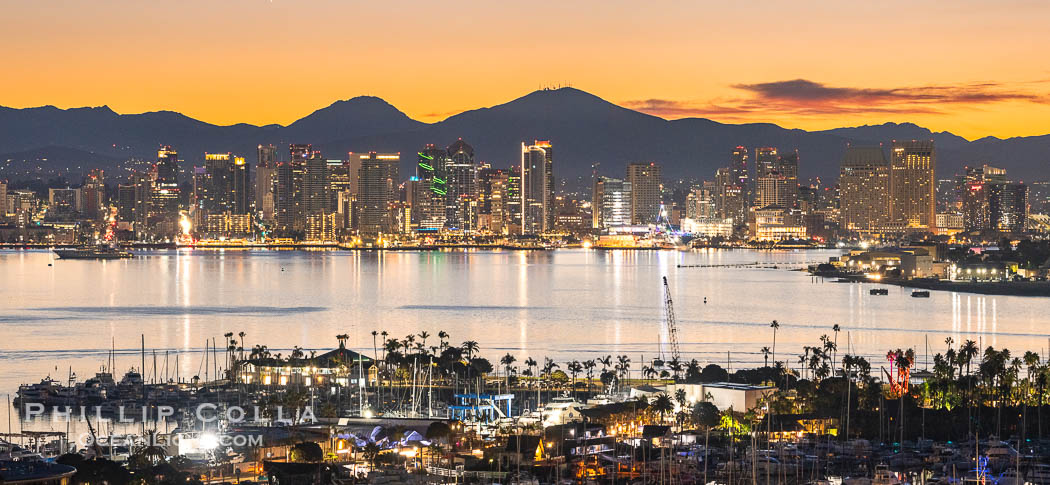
[661,382,776,413]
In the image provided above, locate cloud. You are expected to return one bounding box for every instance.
[623,79,1048,120]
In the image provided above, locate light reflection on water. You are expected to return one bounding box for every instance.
[1,248,1047,429]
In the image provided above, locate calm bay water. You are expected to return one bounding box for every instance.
[2,248,1048,431]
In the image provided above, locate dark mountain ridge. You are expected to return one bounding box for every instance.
[2,88,1048,183]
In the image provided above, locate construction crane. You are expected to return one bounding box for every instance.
[662,277,682,362]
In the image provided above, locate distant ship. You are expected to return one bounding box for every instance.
[53,244,134,260]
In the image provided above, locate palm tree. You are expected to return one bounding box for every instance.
[524,357,538,383]
[418,331,430,350]
[567,360,583,398]
[617,355,631,387]
[651,393,675,423]
[438,331,449,350]
[761,347,771,368]
[770,320,780,366]
[500,353,516,389]
[832,324,841,372]
[371,330,379,361]
[583,360,596,390]
[238,331,246,361]
[462,341,480,360]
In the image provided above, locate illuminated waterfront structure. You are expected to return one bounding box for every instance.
[890,140,936,232]
[521,140,554,234]
[354,152,400,234]
[839,146,890,234]
[625,162,662,225]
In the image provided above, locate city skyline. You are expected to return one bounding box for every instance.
[3,1,1050,140]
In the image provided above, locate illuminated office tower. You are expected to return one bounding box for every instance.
[445,139,476,229]
[355,152,400,234]
[48,188,81,217]
[119,171,152,233]
[685,184,716,220]
[328,159,352,214]
[478,166,510,233]
[275,160,305,232]
[890,140,936,231]
[256,144,277,221]
[593,176,632,228]
[415,144,448,230]
[506,164,522,231]
[521,141,554,234]
[0,179,6,217]
[730,146,750,203]
[149,146,181,236]
[303,154,330,216]
[81,169,106,221]
[754,147,779,187]
[289,144,311,163]
[625,162,662,225]
[839,146,890,233]
[962,165,1027,233]
[715,168,746,224]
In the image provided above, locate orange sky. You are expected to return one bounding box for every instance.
[3,1,1049,140]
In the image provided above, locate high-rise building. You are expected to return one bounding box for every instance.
[0,179,7,217]
[593,176,633,228]
[275,160,305,232]
[961,165,1028,233]
[289,144,311,163]
[754,147,779,188]
[195,153,250,216]
[626,162,662,225]
[521,141,554,234]
[506,164,522,232]
[988,183,1028,233]
[730,146,750,204]
[890,140,936,231]
[685,184,717,220]
[478,167,510,233]
[256,144,277,222]
[839,146,890,233]
[48,188,81,216]
[415,145,449,231]
[81,169,106,221]
[149,146,181,236]
[445,139,476,229]
[715,167,746,225]
[303,155,330,216]
[355,152,400,234]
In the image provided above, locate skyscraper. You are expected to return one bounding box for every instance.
[839,146,890,233]
[962,165,1027,233]
[81,169,106,222]
[478,167,510,233]
[730,146,750,204]
[303,155,330,216]
[149,146,181,236]
[890,140,936,231]
[355,152,400,234]
[275,160,305,232]
[256,144,277,222]
[445,139,476,229]
[415,144,448,231]
[521,141,554,234]
[625,162,662,225]
[593,176,633,228]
